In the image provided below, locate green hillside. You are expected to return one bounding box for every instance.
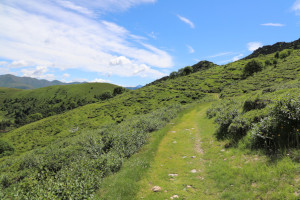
[0,41,299,199]
[0,83,123,131]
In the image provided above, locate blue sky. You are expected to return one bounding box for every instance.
[0,0,299,86]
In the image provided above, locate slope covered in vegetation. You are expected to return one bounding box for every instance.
[0,39,299,199]
[0,83,123,131]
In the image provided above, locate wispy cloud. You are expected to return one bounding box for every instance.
[186,45,195,53]
[261,23,285,27]
[216,53,244,64]
[91,78,111,83]
[207,52,234,59]
[292,0,300,15]
[232,54,244,62]
[247,42,263,51]
[177,15,195,28]
[21,66,55,80]
[0,0,169,80]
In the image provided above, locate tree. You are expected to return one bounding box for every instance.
[169,71,178,79]
[113,87,126,96]
[182,66,193,75]
[243,60,263,77]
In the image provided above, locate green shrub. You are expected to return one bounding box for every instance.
[0,140,14,157]
[279,49,292,59]
[243,60,263,77]
[251,95,300,150]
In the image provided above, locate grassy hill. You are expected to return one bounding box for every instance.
[0,83,123,131]
[0,40,299,199]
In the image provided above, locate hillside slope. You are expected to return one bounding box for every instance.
[0,83,122,131]
[0,40,299,199]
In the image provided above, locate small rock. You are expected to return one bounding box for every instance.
[170,195,179,199]
[191,156,196,158]
[164,190,168,193]
[173,141,177,144]
[221,149,225,152]
[168,173,178,177]
[152,186,161,192]
[187,185,193,188]
[190,169,197,173]
[171,131,176,133]
[182,156,187,158]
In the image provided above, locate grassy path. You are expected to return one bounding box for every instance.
[99,102,299,199]
[136,102,216,199]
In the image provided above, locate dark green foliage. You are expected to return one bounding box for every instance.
[95,91,113,100]
[251,95,300,150]
[243,97,267,112]
[0,120,12,131]
[243,60,263,77]
[182,66,193,75]
[0,140,14,157]
[275,52,280,59]
[113,87,126,96]
[170,71,178,79]
[279,49,292,59]
[207,88,300,152]
[265,59,271,65]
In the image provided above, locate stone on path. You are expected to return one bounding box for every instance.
[152,186,161,192]
[168,173,178,177]
[170,194,179,199]
[190,169,197,173]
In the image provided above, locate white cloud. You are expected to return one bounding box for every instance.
[8,60,30,68]
[57,0,93,15]
[148,31,157,39]
[59,0,157,14]
[0,61,8,66]
[177,15,195,28]
[247,42,263,51]
[261,23,285,27]
[232,54,244,62]
[292,0,300,15]
[207,52,233,59]
[0,0,171,80]
[91,78,111,83]
[186,45,195,54]
[63,73,70,78]
[21,66,55,80]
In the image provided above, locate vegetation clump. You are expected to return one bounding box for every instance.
[243,60,263,77]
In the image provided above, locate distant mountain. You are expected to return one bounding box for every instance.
[0,74,70,89]
[125,85,143,90]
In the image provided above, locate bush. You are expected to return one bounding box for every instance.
[0,140,14,157]
[251,95,300,151]
[243,60,263,77]
[113,87,126,96]
[279,49,292,59]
